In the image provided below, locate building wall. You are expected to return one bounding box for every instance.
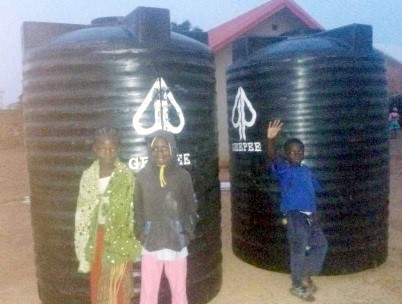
[385,58,402,95]
[214,10,313,168]
[251,8,312,36]
[214,45,232,168]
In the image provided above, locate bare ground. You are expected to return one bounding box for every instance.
[1,140,402,304]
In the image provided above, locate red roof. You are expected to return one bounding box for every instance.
[208,0,323,51]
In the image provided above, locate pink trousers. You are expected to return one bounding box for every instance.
[140,254,188,304]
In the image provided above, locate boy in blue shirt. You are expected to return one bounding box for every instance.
[266,119,328,302]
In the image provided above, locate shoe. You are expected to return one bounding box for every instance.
[302,277,318,293]
[290,285,315,302]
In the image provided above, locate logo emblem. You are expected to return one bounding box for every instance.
[231,87,257,141]
[133,78,185,135]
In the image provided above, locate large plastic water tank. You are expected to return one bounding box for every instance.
[227,24,389,274]
[22,7,221,303]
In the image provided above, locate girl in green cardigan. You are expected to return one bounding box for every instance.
[74,127,141,304]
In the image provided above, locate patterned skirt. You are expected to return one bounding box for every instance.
[90,227,134,304]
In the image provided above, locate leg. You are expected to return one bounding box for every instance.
[116,262,134,304]
[304,225,328,277]
[286,212,309,288]
[140,254,163,304]
[164,258,188,304]
[90,227,105,304]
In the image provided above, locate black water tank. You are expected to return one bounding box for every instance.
[22,7,221,303]
[227,24,389,274]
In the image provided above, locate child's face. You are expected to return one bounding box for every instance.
[151,137,172,166]
[93,135,118,168]
[285,143,304,165]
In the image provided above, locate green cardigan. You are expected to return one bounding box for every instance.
[74,159,141,273]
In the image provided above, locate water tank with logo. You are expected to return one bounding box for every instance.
[22,7,221,303]
[227,24,389,274]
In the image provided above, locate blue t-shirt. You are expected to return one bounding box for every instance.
[271,158,320,213]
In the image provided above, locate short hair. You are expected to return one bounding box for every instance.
[284,138,304,153]
[93,127,120,145]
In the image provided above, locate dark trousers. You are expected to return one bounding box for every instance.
[286,211,328,287]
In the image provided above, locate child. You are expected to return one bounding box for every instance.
[134,129,198,304]
[74,127,141,304]
[266,119,328,302]
[389,107,400,139]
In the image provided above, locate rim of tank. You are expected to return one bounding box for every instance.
[229,36,384,72]
[24,23,212,58]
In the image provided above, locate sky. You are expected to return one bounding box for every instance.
[0,0,401,107]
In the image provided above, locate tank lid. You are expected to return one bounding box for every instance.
[22,7,172,53]
[91,16,124,26]
[122,6,171,46]
[232,24,374,63]
[233,36,286,62]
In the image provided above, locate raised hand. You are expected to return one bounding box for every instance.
[267,119,283,139]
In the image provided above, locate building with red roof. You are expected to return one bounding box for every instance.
[208,0,322,52]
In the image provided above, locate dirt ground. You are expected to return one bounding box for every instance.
[1,140,402,304]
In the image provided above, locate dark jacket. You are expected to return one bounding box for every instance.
[134,130,198,252]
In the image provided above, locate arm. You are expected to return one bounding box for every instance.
[74,170,98,273]
[183,172,198,241]
[266,119,283,165]
[133,178,145,243]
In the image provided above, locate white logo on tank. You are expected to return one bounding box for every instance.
[133,77,185,135]
[231,87,257,141]
[230,87,261,153]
